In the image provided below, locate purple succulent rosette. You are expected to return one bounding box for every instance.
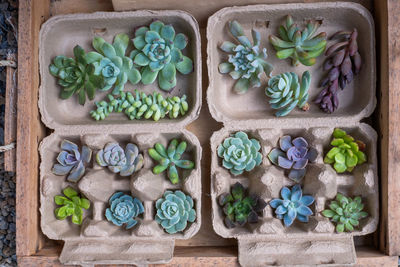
[268,135,318,182]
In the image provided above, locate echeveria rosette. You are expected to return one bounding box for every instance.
[131,20,193,91]
[218,182,267,228]
[148,139,195,184]
[49,45,104,105]
[269,184,315,227]
[219,20,273,94]
[54,187,90,225]
[96,143,144,176]
[105,192,144,230]
[217,131,262,176]
[86,33,141,94]
[155,190,196,234]
[269,15,327,66]
[52,140,92,183]
[322,193,368,233]
[265,71,311,117]
[268,135,318,182]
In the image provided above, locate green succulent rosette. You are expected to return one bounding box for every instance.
[54,187,90,225]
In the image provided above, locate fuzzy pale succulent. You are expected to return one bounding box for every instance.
[131,20,193,91]
[322,193,368,232]
[269,15,327,66]
[52,139,92,183]
[268,135,318,182]
[324,128,367,173]
[49,45,104,105]
[265,71,311,117]
[148,139,194,184]
[105,192,144,229]
[96,142,144,176]
[269,184,314,227]
[217,131,262,176]
[90,90,188,121]
[155,190,196,234]
[219,20,273,94]
[315,29,362,113]
[54,187,90,225]
[218,182,267,228]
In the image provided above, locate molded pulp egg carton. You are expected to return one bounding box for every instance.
[38,11,202,266]
[207,2,377,266]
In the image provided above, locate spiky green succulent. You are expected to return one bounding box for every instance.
[131,20,193,91]
[265,71,311,117]
[54,187,90,225]
[86,33,141,94]
[322,193,368,232]
[324,128,367,173]
[219,20,273,94]
[269,15,327,66]
[49,45,104,105]
[148,139,195,184]
[90,90,189,121]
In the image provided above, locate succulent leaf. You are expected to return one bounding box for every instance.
[54,187,90,225]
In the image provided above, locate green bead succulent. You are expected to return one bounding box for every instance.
[90,90,188,121]
[49,45,104,105]
[217,131,262,176]
[269,15,327,66]
[322,193,368,233]
[219,20,273,94]
[324,128,367,173]
[265,71,311,117]
[131,20,193,91]
[54,187,90,225]
[148,139,195,184]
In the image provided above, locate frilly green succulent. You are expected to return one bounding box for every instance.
[54,187,90,225]
[155,190,196,234]
[219,20,273,94]
[105,192,144,229]
[324,128,367,173]
[96,143,144,176]
[90,90,188,121]
[269,15,327,66]
[148,139,194,184]
[86,33,141,94]
[217,131,262,176]
[265,71,311,117]
[131,20,193,91]
[49,45,104,105]
[322,193,368,232]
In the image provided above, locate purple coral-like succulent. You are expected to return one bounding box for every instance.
[268,135,318,182]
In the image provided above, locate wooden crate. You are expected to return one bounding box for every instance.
[14,0,400,266]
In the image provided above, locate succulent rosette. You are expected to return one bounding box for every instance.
[54,187,90,225]
[131,20,193,91]
[92,58,120,91]
[105,192,144,229]
[155,190,196,234]
[217,131,262,176]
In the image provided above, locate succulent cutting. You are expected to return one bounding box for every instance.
[218,182,267,228]
[54,187,90,225]
[315,29,362,113]
[218,20,273,94]
[131,20,193,91]
[105,192,144,230]
[269,15,327,66]
[217,131,262,176]
[268,135,318,182]
[265,71,311,117]
[322,193,368,232]
[96,142,144,176]
[148,139,194,184]
[90,90,189,121]
[324,128,367,173]
[269,184,314,227]
[52,139,92,183]
[155,190,196,234]
[49,45,104,105]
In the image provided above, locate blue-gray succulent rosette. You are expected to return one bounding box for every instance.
[105,192,144,229]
